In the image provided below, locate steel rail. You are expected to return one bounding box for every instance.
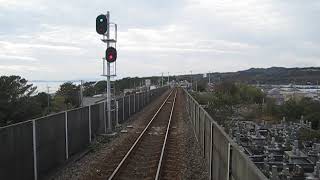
[155,90,177,180]
[108,89,175,180]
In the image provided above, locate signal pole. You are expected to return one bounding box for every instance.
[96,11,117,134]
[106,12,112,133]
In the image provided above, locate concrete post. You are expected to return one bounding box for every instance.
[65,111,69,160]
[88,106,92,143]
[203,113,206,152]
[122,96,125,121]
[116,101,120,127]
[128,94,131,116]
[227,143,232,180]
[197,106,201,138]
[138,93,140,111]
[32,120,38,180]
[143,91,145,107]
[209,122,213,180]
[134,93,136,113]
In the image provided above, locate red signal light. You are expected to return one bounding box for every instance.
[105,47,117,63]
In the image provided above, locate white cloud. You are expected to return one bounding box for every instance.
[0,40,83,57]
[185,0,291,33]
[0,54,38,61]
[0,0,319,81]
[118,26,258,55]
[0,64,51,72]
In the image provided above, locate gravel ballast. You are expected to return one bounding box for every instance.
[51,88,208,180]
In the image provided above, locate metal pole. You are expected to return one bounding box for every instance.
[161,72,163,87]
[103,58,105,76]
[167,72,169,86]
[80,80,83,107]
[138,93,140,110]
[209,122,213,180]
[196,81,198,92]
[65,111,69,160]
[46,85,50,113]
[122,95,125,121]
[116,101,119,127]
[147,89,149,104]
[134,93,136,113]
[227,143,231,180]
[88,106,92,143]
[103,101,107,133]
[106,11,112,133]
[128,94,131,116]
[190,70,193,91]
[123,96,125,121]
[32,120,38,180]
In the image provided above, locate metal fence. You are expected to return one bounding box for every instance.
[184,89,268,180]
[0,87,168,180]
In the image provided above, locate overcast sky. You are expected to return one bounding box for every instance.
[0,0,319,81]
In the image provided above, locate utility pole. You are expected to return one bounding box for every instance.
[190,70,193,91]
[46,85,50,113]
[161,72,164,87]
[80,80,84,107]
[167,72,170,85]
[195,81,198,92]
[208,71,211,84]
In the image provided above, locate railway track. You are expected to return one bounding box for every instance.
[108,88,178,180]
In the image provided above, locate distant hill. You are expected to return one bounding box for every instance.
[189,67,320,85]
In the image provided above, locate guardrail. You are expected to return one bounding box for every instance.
[183,89,267,180]
[0,86,168,180]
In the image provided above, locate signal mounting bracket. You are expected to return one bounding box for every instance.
[101,39,116,43]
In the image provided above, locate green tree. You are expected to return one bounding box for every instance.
[83,82,96,96]
[34,92,52,114]
[193,81,266,124]
[196,79,207,92]
[0,75,41,126]
[262,97,320,128]
[35,92,49,108]
[299,128,320,141]
[300,98,320,129]
[238,84,264,104]
[56,82,79,108]
[51,95,69,112]
[305,112,320,129]
[281,99,304,121]
[94,81,107,94]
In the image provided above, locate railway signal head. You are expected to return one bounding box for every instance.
[105,47,117,63]
[96,14,108,35]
